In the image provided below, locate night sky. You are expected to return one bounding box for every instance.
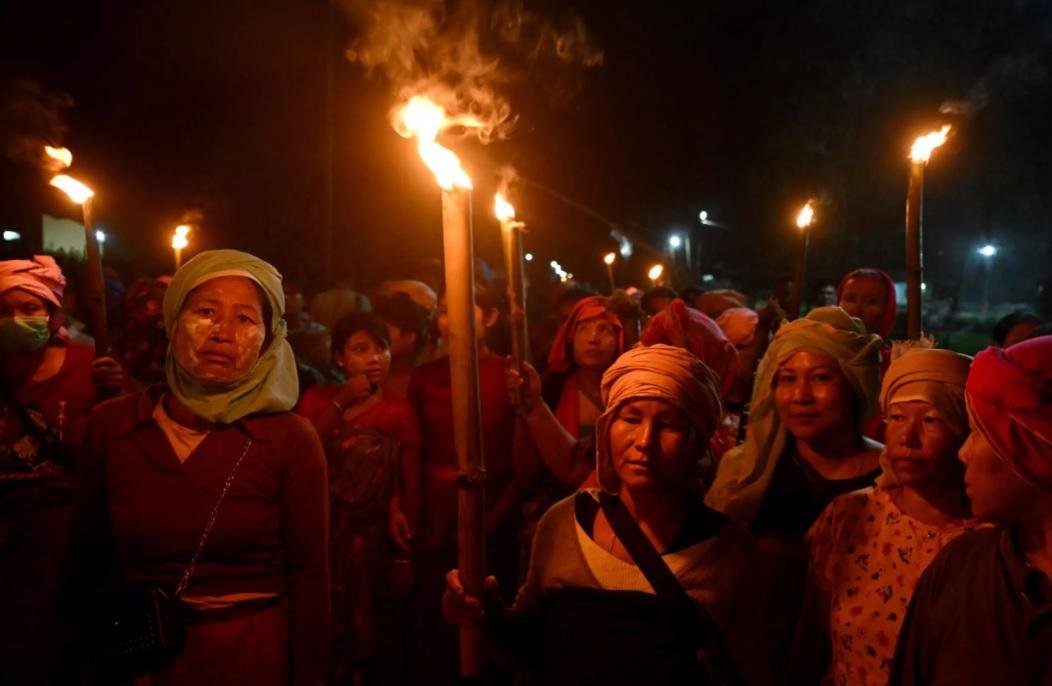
[2,0,1050,312]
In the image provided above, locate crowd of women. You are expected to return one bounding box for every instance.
[1,250,1049,686]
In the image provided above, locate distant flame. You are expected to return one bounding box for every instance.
[49,174,94,205]
[648,264,664,282]
[494,193,515,222]
[603,252,616,265]
[44,146,72,170]
[395,96,473,190]
[910,125,951,164]
[796,200,815,230]
[172,224,191,249]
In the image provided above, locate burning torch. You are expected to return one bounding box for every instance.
[395,96,486,677]
[905,125,950,340]
[787,199,815,320]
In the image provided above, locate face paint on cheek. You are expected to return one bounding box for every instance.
[174,314,215,372]
[232,326,266,376]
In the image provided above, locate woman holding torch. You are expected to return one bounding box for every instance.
[0,256,124,684]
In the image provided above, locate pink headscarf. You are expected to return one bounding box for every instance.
[715,307,760,349]
[641,299,739,399]
[966,335,1052,488]
[547,295,623,374]
[0,255,66,308]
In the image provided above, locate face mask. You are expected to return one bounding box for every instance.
[0,316,51,353]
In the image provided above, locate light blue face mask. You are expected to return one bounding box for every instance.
[0,315,51,353]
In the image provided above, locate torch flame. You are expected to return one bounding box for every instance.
[648,264,664,282]
[395,96,473,190]
[603,252,616,265]
[494,193,516,221]
[44,146,72,169]
[910,125,951,164]
[49,174,94,205]
[796,200,815,230]
[172,224,191,249]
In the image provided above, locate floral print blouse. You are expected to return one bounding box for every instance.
[807,487,981,686]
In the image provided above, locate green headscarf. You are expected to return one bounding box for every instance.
[163,249,298,424]
[706,306,882,522]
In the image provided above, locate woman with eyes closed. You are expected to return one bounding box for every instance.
[706,306,885,674]
[78,250,329,686]
[791,347,981,686]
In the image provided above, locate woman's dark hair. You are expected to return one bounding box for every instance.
[641,286,678,312]
[373,293,430,355]
[992,309,1044,346]
[331,312,391,362]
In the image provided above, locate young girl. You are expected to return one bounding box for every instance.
[298,312,421,685]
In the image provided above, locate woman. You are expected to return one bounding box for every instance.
[0,256,122,684]
[79,250,329,685]
[706,306,884,672]
[511,296,623,490]
[444,345,767,685]
[407,285,523,686]
[793,347,981,686]
[891,336,1052,685]
[298,312,421,685]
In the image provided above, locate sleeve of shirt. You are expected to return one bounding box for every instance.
[279,415,331,686]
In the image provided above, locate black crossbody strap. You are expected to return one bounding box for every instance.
[596,491,745,686]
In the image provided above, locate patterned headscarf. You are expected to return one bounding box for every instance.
[163,249,298,424]
[966,336,1052,488]
[596,344,722,493]
[706,307,882,521]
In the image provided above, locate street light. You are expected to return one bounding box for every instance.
[977,244,997,317]
[524,252,534,262]
[2,230,21,241]
[668,234,682,249]
[698,210,708,223]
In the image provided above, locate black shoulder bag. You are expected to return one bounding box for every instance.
[101,439,253,677]
[596,491,746,686]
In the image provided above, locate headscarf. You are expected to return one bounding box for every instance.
[875,347,972,489]
[715,307,760,349]
[694,289,748,320]
[641,299,739,399]
[547,295,623,374]
[837,268,897,340]
[706,306,883,521]
[965,336,1052,488]
[0,255,65,307]
[163,249,298,424]
[595,344,722,493]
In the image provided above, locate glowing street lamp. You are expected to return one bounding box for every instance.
[977,244,997,317]
[668,234,682,249]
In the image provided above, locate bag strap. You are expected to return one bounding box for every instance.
[174,439,253,597]
[596,491,745,686]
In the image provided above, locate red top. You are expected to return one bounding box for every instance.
[296,385,421,449]
[1,342,97,483]
[80,388,330,685]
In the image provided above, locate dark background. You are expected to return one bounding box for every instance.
[1,0,1049,313]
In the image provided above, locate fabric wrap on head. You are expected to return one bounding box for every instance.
[706,306,883,521]
[874,347,972,489]
[163,249,298,424]
[547,295,623,374]
[965,336,1052,489]
[595,344,722,493]
[715,307,760,349]
[0,255,66,307]
[641,299,739,399]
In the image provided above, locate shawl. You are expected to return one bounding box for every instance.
[163,249,298,424]
[547,295,623,374]
[705,307,882,521]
